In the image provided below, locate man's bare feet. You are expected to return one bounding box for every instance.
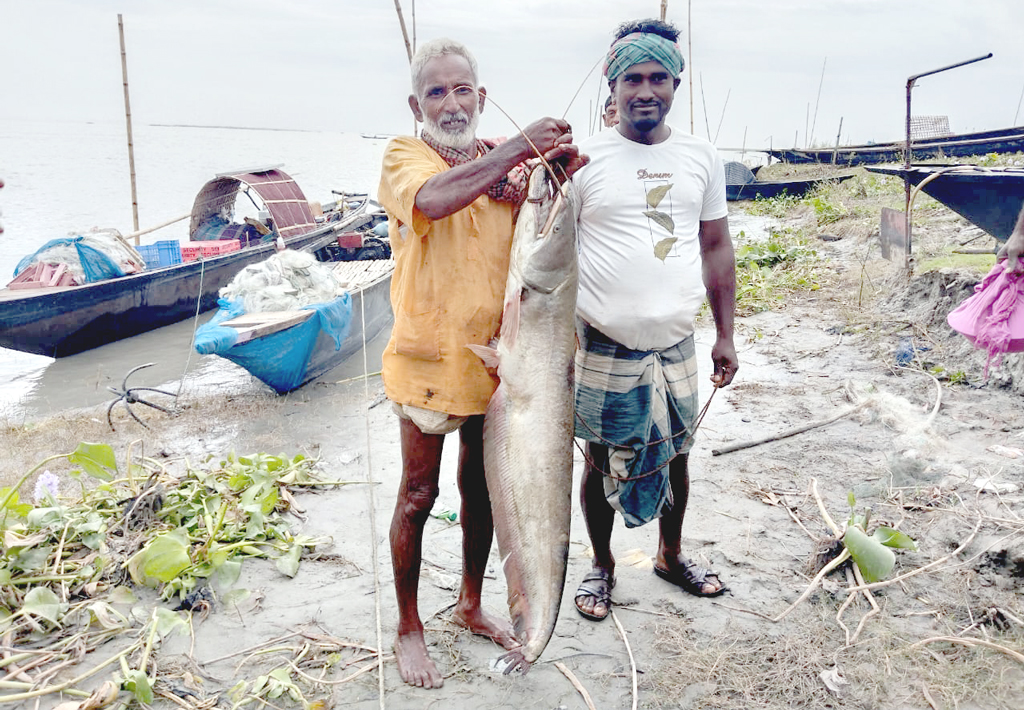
[451,604,519,650]
[394,630,444,688]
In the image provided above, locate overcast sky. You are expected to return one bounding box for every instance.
[2,0,1023,152]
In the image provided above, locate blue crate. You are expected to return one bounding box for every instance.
[136,244,161,270]
[155,240,182,267]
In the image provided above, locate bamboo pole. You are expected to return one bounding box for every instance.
[661,0,668,21]
[831,117,843,164]
[117,14,139,237]
[392,0,413,62]
[122,213,190,243]
[688,0,694,134]
[700,73,711,141]
[810,57,827,147]
[713,88,730,144]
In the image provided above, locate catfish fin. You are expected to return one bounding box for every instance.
[467,343,501,369]
[499,288,523,348]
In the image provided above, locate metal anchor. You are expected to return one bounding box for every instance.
[106,363,177,430]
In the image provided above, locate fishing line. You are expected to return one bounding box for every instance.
[175,256,206,401]
[354,271,386,708]
[560,54,607,121]
[573,385,719,482]
[438,86,565,185]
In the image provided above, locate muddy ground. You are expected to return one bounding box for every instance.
[3,170,1024,709]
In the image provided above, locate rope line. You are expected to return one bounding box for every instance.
[356,285,386,709]
[176,257,206,401]
[572,386,718,481]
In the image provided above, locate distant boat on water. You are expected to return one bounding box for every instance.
[360,133,396,140]
[0,168,372,357]
[723,161,854,201]
[767,125,1024,166]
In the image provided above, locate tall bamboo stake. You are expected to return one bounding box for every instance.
[809,57,827,147]
[700,73,711,141]
[117,14,139,236]
[688,0,694,134]
[392,0,413,62]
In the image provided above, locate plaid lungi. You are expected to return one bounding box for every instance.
[574,319,699,528]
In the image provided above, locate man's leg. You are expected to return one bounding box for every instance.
[655,453,724,595]
[575,442,617,619]
[450,415,518,648]
[390,417,445,688]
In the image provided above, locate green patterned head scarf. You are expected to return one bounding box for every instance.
[604,32,684,81]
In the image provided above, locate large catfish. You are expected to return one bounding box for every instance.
[468,165,577,672]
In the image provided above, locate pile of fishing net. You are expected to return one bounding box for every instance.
[219,249,341,312]
[14,230,145,284]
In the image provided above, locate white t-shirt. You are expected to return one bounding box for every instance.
[573,127,728,351]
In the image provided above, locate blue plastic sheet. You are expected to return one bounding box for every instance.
[14,236,126,283]
[194,295,353,393]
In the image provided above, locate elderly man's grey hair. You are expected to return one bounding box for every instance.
[410,38,479,96]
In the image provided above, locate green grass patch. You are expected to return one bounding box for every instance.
[917,252,995,274]
[733,227,822,315]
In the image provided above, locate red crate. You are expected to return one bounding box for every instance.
[336,232,364,249]
[182,240,241,262]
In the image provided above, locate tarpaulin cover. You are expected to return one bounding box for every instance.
[14,236,127,283]
[194,294,353,393]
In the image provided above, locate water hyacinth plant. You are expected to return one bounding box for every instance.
[0,443,351,705]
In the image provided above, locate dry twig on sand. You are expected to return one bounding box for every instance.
[610,610,638,710]
[554,661,597,710]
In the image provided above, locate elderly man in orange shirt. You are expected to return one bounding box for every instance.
[376,38,587,689]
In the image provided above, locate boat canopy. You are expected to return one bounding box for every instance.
[190,167,318,240]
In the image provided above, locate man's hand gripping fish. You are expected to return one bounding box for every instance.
[468,166,577,673]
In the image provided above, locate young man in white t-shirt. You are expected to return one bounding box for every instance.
[571,18,738,621]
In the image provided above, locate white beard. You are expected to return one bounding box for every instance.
[422,108,479,151]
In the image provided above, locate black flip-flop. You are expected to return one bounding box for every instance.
[574,567,615,621]
[653,558,728,597]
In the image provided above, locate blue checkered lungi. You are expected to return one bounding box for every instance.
[573,318,699,528]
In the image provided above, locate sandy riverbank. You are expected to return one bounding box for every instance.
[4,173,1024,708]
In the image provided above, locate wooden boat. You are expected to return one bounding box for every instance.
[0,167,371,357]
[724,161,853,201]
[766,125,1024,166]
[865,164,1024,241]
[726,175,853,201]
[194,258,394,393]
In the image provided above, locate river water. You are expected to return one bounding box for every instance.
[0,119,388,421]
[0,120,769,422]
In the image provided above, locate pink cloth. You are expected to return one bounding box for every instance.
[947,262,1024,376]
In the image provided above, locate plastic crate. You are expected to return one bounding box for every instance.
[155,240,182,266]
[182,240,241,262]
[136,244,162,269]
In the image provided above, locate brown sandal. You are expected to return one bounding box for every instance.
[574,567,615,621]
[653,558,728,597]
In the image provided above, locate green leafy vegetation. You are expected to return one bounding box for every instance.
[733,228,822,315]
[0,443,347,705]
[842,494,917,583]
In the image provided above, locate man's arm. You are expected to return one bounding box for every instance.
[1003,202,1024,272]
[415,118,579,220]
[698,216,738,387]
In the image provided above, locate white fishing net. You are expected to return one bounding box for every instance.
[844,378,943,453]
[220,249,340,313]
[28,229,145,282]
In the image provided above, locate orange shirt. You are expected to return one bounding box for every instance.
[377,136,515,416]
